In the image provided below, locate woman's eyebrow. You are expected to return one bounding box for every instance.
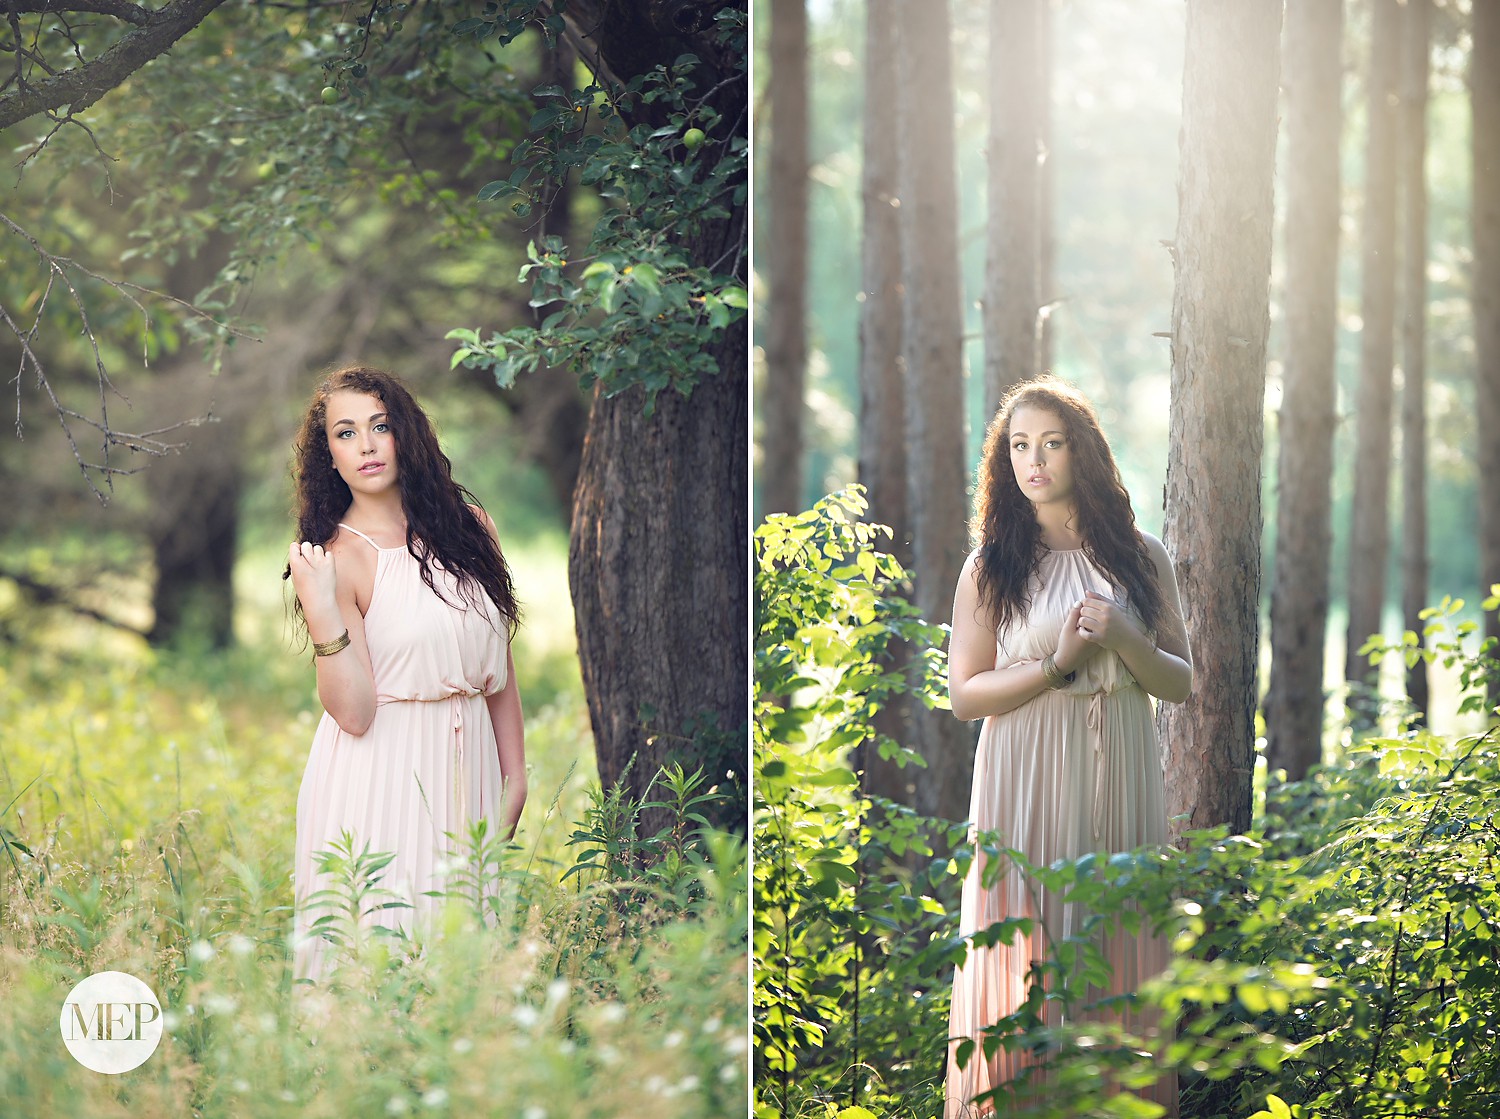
[331,412,388,426]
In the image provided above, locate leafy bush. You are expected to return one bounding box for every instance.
[754,487,1500,1119]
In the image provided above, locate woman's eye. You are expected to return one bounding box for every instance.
[1012,442,1026,452]
[374,423,389,433]
[336,429,353,438]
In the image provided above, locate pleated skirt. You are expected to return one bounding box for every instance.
[944,684,1177,1117]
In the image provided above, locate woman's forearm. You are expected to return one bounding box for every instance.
[303,596,377,734]
[1111,625,1192,704]
[486,651,526,838]
[950,658,1072,722]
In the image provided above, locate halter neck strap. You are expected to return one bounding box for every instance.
[337,522,390,551]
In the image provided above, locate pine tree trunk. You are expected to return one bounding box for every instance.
[896,0,974,825]
[761,0,808,516]
[1344,0,1402,729]
[983,0,1042,414]
[1264,0,1343,784]
[857,0,917,808]
[1474,0,1500,712]
[1038,0,1055,375]
[858,0,908,568]
[1399,0,1431,723]
[1158,0,1282,838]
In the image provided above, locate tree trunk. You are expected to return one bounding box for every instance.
[1474,0,1500,714]
[569,333,747,838]
[147,217,238,650]
[896,0,974,825]
[983,0,1042,415]
[857,0,917,807]
[1264,0,1343,784]
[560,1,748,838]
[1158,0,1282,839]
[1037,0,1055,375]
[1399,0,1431,724]
[761,0,808,517]
[1344,0,1401,729]
[147,406,239,650]
[858,0,908,567]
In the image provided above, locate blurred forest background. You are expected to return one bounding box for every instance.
[753,0,1484,760]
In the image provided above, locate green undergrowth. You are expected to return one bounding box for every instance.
[755,486,1500,1119]
[0,644,746,1117]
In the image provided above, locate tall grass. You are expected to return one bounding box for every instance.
[0,640,746,1116]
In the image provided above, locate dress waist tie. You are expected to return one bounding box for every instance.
[374,690,484,834]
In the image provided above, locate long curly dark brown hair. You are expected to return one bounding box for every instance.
[972,377,1164,639]
[283,365,520,639]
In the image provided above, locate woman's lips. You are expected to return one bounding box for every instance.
[359,461,385,474]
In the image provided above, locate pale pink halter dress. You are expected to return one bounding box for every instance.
[945,548,1176,1116]
[293,522,511,984]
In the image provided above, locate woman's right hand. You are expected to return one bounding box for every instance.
[1054,600,1103,677]
[288,540,339,616]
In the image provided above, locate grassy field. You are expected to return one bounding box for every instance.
[0,537,746,1117]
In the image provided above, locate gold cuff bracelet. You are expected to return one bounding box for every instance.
[313,629,351,657]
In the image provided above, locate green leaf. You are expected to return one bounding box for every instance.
[629,262,660,296]
[477,180,518,201]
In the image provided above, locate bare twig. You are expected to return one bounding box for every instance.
[0,209,256,501]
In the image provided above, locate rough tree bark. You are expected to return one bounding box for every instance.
[1399,0,1431,722]
[857,0,914,807]
[983,0,1043,415]
[1158,0,1282,839]
[896,0,973,825]
[760,0,808,516]
[1474,0,1500,712]
[564,1,748,837]
[1264,0,1343,784]
[1344,0,1401,729]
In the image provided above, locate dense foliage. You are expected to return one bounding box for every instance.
[447,8,749,416]
[755,487,1500,1119]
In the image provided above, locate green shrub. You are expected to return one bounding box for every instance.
[754,486,1500,1119]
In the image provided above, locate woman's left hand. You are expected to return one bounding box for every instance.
[1076,589,1147,653]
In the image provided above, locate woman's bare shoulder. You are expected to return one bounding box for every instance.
[1136,528,1170,564]
[466,503,502,545]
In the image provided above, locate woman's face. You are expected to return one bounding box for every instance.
[325,390,399,495]
[1008,404,1074,508]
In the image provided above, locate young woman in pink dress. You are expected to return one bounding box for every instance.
[945,378,1192,1116]
[284,365,526,984]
